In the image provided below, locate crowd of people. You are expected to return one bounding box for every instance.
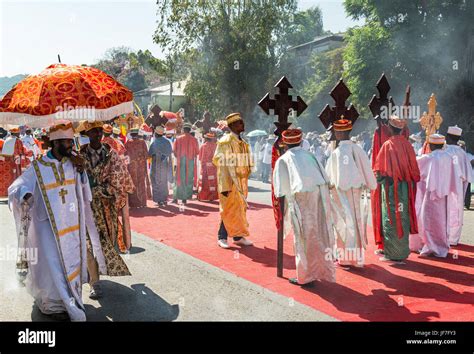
[0,109,473,320]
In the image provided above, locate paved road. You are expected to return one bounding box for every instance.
[2,178,473,321]
[0,181,334,321]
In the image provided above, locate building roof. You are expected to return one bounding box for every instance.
[135,79,188,97]
[288,34,344,51]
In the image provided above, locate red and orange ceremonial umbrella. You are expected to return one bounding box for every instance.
[0,64,134,127]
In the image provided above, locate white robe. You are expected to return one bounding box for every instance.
[21,135,42,160]
[8,154,105,321]
[410,149,460,257]
[325,141,377,266]
[273,147,335,284]
[445,144,472,245]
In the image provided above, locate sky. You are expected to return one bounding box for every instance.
[0,0,364,77]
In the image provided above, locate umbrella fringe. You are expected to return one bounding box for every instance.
[0,101,134,128]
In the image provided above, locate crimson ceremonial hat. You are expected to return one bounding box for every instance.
[204,132,216,139]
[388,115,407,129]
[333,119,353,132]
[282,129,303,145]
[102,124,113,134]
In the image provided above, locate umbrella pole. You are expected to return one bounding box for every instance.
[277,196,285,277]
[122,195,132,250]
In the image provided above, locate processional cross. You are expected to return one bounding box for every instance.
[258,76,307,278]
[59,188,68,204]
[319,79,359,140]
[368,73,395,124]
[419,93,443,141]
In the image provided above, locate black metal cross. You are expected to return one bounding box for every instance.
[258,76,307,136]
[319,79,359,139]
[368,73,395,124]
[258,76,307,278]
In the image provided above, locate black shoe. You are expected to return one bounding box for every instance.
[289,277,314,287]
[50,312,70,321]
[289,278,299,285]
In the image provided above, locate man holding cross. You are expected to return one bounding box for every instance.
[8,121,104,321]
[273,129,335,285]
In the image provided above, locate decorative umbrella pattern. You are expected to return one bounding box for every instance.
[0,64,134,127]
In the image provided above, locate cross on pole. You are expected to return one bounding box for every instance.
[420,93,443,143]
[368,73,396,124]
[258,76,307,136]
[59,188,68,204]
[319,79,359,140]
[401,85,412,119]
[258,76,307,278]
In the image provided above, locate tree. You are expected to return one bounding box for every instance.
[283,6,325,49]
[94,47,167,93]
[278,6,326,91]
[153,0,298,126]
[343,0,474,147]
[299,47,346,132]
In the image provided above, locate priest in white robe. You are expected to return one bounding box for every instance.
[273,129,335,285]
[325,119,377,267]
[21,126,42,161]
[8,121,105,321]
[444,125,472,245]
[410,134,460,257]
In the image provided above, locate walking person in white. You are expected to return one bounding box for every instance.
[410,134,460,257]
[273,129,335,286]
[325,119,377,267]
[261,136,273,183]
[444,125,472,245]
[8,121,104,321]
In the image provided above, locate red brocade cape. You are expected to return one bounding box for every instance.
[373,135,420,238]
[371,125,409,247]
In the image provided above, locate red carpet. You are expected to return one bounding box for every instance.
[129,200,474,321]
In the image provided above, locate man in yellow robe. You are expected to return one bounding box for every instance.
[213,113,253,249]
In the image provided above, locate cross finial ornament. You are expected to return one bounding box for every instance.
[368,73,395,124]
[420,93,443,141]
[258,76,307,136]
[59,188,68,204]
[401,85,412,119]
[319,78,359,139]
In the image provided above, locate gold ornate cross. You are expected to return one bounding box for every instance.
[420,93,443,141]
[59,188,68,204]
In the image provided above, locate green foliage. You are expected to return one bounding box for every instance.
[153,0,298,126]
[94,47,166,92]
[343,0,474,148]
[283,6,325,49]
[343,23,392,117]
[298,47,345,131]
